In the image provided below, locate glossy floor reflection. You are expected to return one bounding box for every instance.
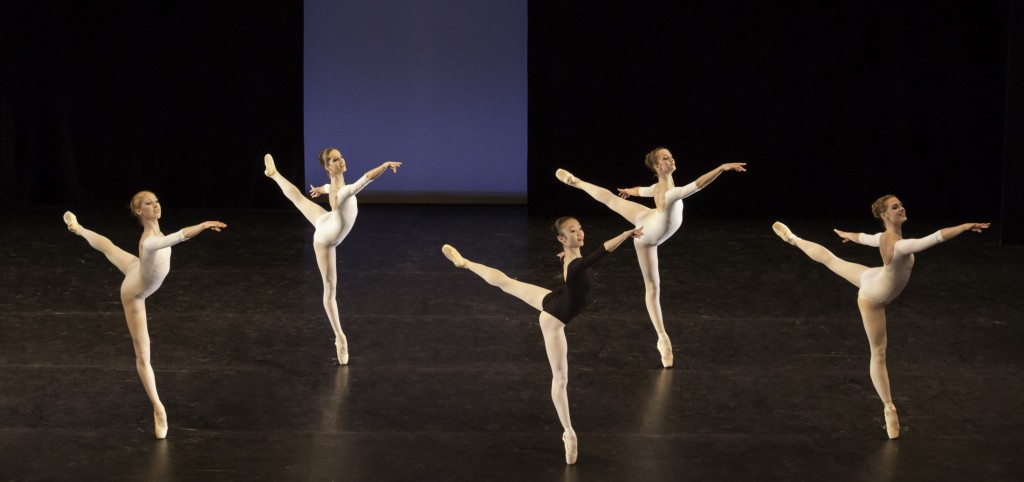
[1,205,1022,480]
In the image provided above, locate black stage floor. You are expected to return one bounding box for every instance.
[1,205,1022,481]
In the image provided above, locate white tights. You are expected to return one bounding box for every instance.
[792,237,893,406]
[462,260,574,436]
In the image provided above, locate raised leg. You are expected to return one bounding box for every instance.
[445,246,550,310]
[776,223,868,287]
[556,170,648,225]
[265,154,327,226]
[539,312,576,464]
[635,242,673,367]
[858,297,899,439]
[314,242,347,364]
[121,296,167,439]
[65,213,137,275]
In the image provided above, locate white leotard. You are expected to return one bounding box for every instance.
[121,229,188,299]
[856,230,945,304]
[314,175,372,246]
[633,182,701,245]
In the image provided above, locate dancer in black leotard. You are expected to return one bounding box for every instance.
[442,218,643,465]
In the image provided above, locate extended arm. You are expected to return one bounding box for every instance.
[365,161,402,181]
[183,221,227,239]
[603,227,644,252]
[939,222,990,240]
[834,229,880,246]
[693,162,747,189]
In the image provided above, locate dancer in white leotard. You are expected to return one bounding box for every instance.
[773,195,989,439]
[63,192,226,439]
[442,218,643,465]
[556,147,746,367]
[264,149,400,365]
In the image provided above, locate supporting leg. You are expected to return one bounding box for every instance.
[858,297,899,439]
[314,243,347,364]
[539,313,576,464]
[635,242,672,367]
[122,296,167,439]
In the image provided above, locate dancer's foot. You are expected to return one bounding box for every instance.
[657,336,674,368]
[562,432,578,465]
[264,153,278,177]
[883,403,900,439]
[772,221,798,246]
[154,404,168,439]
[336,337,349,365]
[63,211,81,234]
[555,169,578,187]
[441,244,466,268]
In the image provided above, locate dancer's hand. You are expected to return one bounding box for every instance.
[721,162,747,172]
[618,187,640,199]
[204,221,227,232]
[383,161,402,173]
[965,222,990,233]
[627,227,644,239]
[309,184,326,198]
[834,229,857,243]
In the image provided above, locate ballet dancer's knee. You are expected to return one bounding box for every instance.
[870,344,887,364]
[550,370,568,391]
[644,283,660,298]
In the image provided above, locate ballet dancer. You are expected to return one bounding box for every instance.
[63,193,226,439]
[263,149,400,365]
[556,147,746,367]
[772,195,989,439]
[442,218,643,465]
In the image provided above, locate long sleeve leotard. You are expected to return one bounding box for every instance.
[541,246,610,324]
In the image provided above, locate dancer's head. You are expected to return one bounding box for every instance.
[644,147,676,175]
[871,195,906,227]
[552,217,584,249]
[318,147,347,173]
[129,191,160,224]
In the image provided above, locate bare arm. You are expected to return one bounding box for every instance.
[834,229,880,246]
[939,222,990,240]
[364,161,402,181]
[603,227,644,252]
[617,187,643,199]
[183,221,227,239]
[694,162,747,189]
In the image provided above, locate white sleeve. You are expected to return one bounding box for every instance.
[858,232,882,247]
[335,175,373,200]
[894,230,945,255]
[322,184,331,194]
[142,229,188,252]
[637,184,656,197]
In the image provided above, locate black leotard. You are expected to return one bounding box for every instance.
[541,246,609,324]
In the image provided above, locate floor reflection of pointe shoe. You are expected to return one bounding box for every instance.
[772,221,798,246]
[154,408,168,439]
[263,153,277,177]
[883,403,900,440]
[441,244,466,268]
[562,432,578,465]
[657,337,674,368]
[63,211,81,234]
[336,338,349,365]
[555,169,578,187]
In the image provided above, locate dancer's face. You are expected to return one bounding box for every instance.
[323,149,347,174]
[556,219,584,248]
[652,149,676,175]
[135,193,161,221]
[880,197,907,225]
